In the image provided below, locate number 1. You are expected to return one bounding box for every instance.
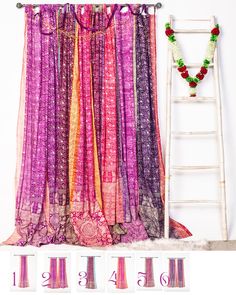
[13,272,16,286]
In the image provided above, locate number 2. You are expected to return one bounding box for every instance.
[41,272,51,287]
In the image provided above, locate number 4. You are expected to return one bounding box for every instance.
[108,271,117,285]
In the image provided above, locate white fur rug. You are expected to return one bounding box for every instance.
[0,239,211,251]
[104,239,210,251]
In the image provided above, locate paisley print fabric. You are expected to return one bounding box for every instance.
[135,13,191,239]
[5,4,191,247]
[70,5,112,246]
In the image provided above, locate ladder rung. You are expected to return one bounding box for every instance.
[172,96,216,103]
[169,200,221,205]
[172,63,214,68]
[172,131,217,137]
[165,16,228,241]
[174,29,211,33]
[171,165,220,171]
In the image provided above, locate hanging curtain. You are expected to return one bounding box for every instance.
[86,256,96,289]
[144,257,155,287]
[116,257,128,289]
[4,3,191,247]
[48,257,58,289]
[18,255,29,288]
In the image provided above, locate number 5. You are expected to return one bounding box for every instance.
[137,272,147,287]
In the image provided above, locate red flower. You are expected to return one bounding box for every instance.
[165,28,174,36]
[178,65,186,72]
[196,73,204,80]
[189,81,197,88]
[181,71,189,79]
[200,67,208,75]
[211,27,220,36]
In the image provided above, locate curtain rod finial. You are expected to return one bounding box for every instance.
[16,3,24,9]
[156,2,162,9]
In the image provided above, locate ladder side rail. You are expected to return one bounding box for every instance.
[164,15,174,239]
[211,16,228,240]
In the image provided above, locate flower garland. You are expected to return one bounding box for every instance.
[165,22,220,97]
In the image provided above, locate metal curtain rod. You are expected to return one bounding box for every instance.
[16,2,162,9]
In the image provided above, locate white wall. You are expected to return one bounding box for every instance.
[0,0,235,242]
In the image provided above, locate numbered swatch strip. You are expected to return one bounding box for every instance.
[107,254,135,292]
[47,257,68,289]
[11,253,36,291]
[77,253,106,292]
[136,255,161,290]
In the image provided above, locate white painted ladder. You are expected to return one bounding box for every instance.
[164,15,228,240]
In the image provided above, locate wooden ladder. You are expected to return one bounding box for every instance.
[164,15,228,240]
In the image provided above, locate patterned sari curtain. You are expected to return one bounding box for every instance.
[4,4,191,247]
